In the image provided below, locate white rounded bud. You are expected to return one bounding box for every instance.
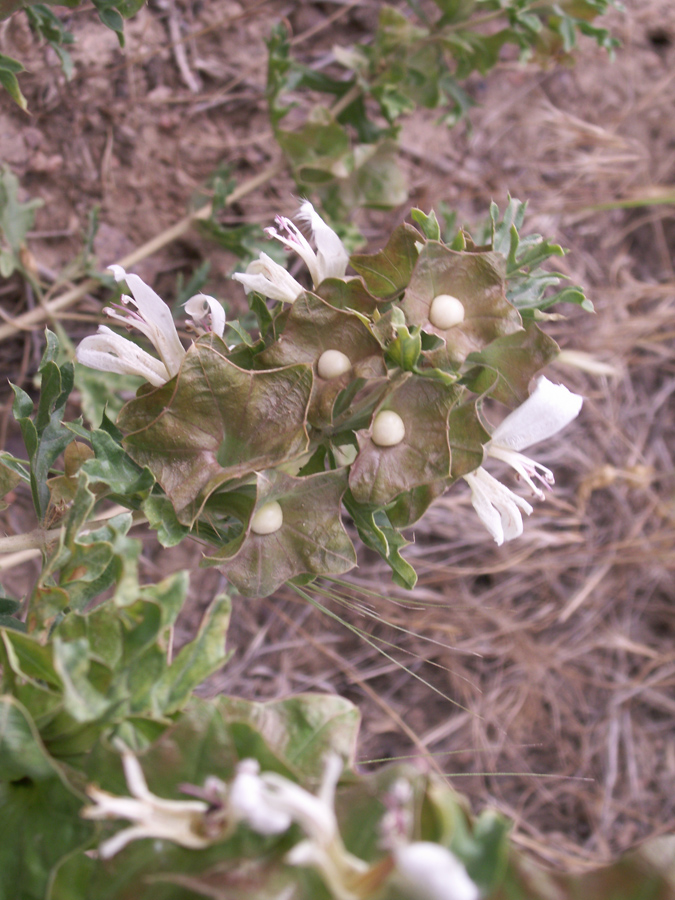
[251,501,283,535]
[372,410,405,447]
[429,294,465,329]
[317,349,352,380]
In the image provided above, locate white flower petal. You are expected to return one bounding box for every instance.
[465,468,533,546]
[232,253,304,303]
[296,200,349,282]
[267,216,321,286]
[228,760,293,835]
[123,273,185,377]
[107,264,127,282]
[98,824,151,859]
[393,842,479,900]
[76,327,170,386]
[260,771,337,845]
[184,293,226,337]
[491,376,583,452]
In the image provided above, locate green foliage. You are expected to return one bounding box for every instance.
[11,331,77,522]
[267,3,617,215]
[0,166,43,277]
[0,51,27,111]
[26,3,75,79]
[0,0,146,107]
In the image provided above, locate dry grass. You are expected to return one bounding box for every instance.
[1,0,674,871]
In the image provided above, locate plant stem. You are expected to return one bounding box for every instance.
[0,505,145,557]
[0,160,284,343]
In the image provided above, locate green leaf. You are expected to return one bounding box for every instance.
[0,695,61,781]
[154,594,231,714]
[350,223,422,299]
[464,322,560,405]
[344,493,417,589]
[52,637,114,723]
[219,692,361,777]
[411,207,441,240]
[0,164,43,251]
[0,775,91,900]
[143,494,190,547]
[119,338,313,522]
[0,56,27,111]
[0,455,20,510]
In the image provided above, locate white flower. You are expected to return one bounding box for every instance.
[76,267,226,385]
[230,755,370,900]
[82,752,211,858]
[229,755,340,845]
[465,376,583,545]
[487,376,583,499]
[103,265,185,378]
[464,467,533,546]
[232,252,305,304]
[184,292,226,338]
[75,325,173,387]
[266,201,349,287]
[393,842,479,900]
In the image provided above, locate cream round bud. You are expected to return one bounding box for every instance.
[372,411,405,447]
[250,501,283,535]
[429,294,465,329]
[317,349,351,380]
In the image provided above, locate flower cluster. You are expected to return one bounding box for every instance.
[76,265,226,386]
[74,201,584,589]
[84,751,478,900]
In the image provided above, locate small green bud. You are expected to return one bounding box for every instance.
[372,410,405,447]
[429,294,465,329]
[251,501,283,535]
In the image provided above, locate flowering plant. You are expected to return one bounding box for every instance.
[70,200,582,597]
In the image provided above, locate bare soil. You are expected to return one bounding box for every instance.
[1,0,674,870]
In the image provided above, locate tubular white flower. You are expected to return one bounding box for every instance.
[464,467,533,546]
[464,376,583,543]
[487,376,583,500]
[104,265,185,378]
[184,293,226,337]
[82,752,210,858]
[76,325,172,387]
[393,842,479,900]
[232,252,305,303]
[266,201,349,287]
[228,760,293,835]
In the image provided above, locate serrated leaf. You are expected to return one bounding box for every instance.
[349,375,460,506]
[464,322,560,406]
[257,292,385,427]
[205,469,356,597]
[401,242,521,368]
[118,338,313,523]
[350,223,422,299]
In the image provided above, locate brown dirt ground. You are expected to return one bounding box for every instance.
[1,0,674,872]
